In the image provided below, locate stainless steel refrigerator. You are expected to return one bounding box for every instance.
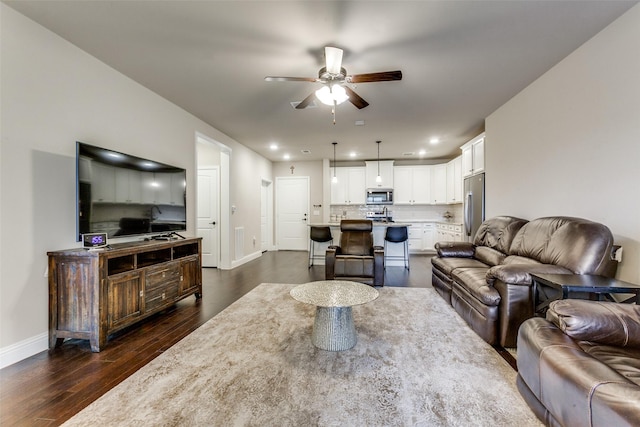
[463,173,485,242]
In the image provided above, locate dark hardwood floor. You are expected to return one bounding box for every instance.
[0,251,514,426]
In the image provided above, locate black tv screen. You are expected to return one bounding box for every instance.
[76,142,187,241]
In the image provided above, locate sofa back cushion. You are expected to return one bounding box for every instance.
[474,246,507,267]
[509,217,616,275]
[473,216,528,254]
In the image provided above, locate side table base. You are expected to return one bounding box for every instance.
[312,306,357,351]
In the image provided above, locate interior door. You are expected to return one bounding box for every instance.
[276,177,309,250]
[197,168,219,267]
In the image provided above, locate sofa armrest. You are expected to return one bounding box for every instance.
[487,264,573,286]
[435,241,475,258]
[547,299,640,348]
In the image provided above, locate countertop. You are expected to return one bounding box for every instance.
[309,222,412,227]
[311,220,462,227]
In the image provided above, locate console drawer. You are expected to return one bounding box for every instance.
[145,262,180,290]
[145,283,179,311]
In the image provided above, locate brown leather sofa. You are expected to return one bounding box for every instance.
[517,299,640,426]
[326,219,384,286]
[432,216,619,347]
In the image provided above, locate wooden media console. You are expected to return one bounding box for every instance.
[48,237,202,352]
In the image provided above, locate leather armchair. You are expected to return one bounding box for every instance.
[325,220,384,286]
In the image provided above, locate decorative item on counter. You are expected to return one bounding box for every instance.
[443,211,453,222]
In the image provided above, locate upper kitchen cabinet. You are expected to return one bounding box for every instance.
[446,156,463,204]
[330,167,366,205]
[430,164,447,204]
[365,160,394,189]
[461,133,485,177]
[394,166,431,205]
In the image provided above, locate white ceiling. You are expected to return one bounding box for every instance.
[5,1,636,163]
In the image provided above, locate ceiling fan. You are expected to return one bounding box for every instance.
[265,47,402,111]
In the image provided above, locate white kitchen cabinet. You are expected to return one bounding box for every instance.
[407,223,423,251]
[365,160,394,189]
[169,172,186,206]
[422,223,436,251]
[141,172,173,205]
[461,133,485,177]
[446,156,463,204]
[115,169,142,203]
[394,166,431,204]
[431,164,447,204]
[330,167,365,205]
[435,223,463,243]
[91,162,116,203]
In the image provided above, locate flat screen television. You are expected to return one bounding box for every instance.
[76,142,187,241]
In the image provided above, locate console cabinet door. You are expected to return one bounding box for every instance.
[179,256,201,295]
[107,271,143,329]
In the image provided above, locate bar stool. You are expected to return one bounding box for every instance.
[309,226,333,268]
[384,226,410,270]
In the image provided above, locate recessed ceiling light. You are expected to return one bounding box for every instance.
[355,120,365,126]
[270,143,278,150]
[419,149,427,156]
[430,137,440,144]
[301,149,311,154]
[283,154,290,160]
[349,152,357,158]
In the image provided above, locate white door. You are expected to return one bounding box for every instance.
[276,177,309,250]
[197,168,219,267]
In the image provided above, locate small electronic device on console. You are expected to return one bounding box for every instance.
[82,233,108,250]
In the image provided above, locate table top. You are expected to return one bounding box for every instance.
[531,273,640,291]
[290,280,379,307]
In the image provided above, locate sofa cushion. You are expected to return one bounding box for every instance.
[579,342,640,387]
[431,256,489,276]
[451,268,500,306]
[473,216,528,253]
[547,300,640,348]
[509,216,616,275]
[474,246,507,267]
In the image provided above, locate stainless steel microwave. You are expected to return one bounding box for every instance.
[366,188,394,205]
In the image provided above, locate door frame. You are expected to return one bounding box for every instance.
[261,179,274,251]
[195,132,232,269]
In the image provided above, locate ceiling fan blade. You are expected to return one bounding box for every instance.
[345,86,369,109]
[324,47,343,75]
[295,92,317,109]
[264,76,318,82]
[348,70,403,83]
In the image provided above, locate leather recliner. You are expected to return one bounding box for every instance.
[325,219,384,286]
[432,216,619,347]
[517,299,640,426]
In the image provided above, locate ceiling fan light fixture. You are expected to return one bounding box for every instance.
[315,85,348,106]
[325,47,343,75]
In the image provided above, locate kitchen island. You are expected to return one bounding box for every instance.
[309,222,412,267]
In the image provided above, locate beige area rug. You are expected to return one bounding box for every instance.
[63,283,541,426]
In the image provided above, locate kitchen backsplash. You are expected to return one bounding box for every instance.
[330,203,463,223]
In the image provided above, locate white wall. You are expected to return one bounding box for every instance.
[486,4,640,283]
[0,5,271,366]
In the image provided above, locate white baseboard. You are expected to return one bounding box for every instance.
[229,249,262,269]
[0,332,48,369]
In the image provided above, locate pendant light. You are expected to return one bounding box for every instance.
[376,140,382,184]
[332,142,338,183]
